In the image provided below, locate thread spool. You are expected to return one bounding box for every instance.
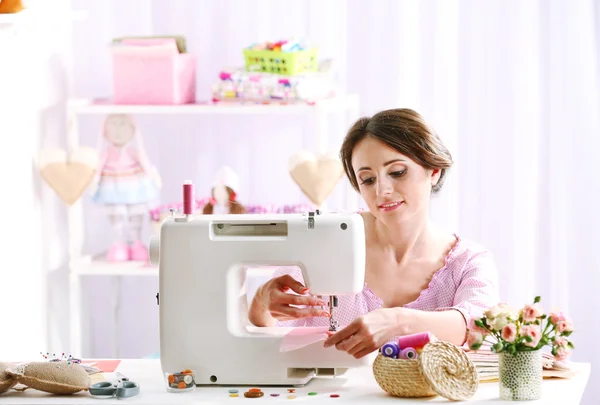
[399,347,418,360]
[183,180,194,215]
[397,332,435,350]
[381,342,399,358]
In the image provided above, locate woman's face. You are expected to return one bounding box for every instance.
[105,115,134,146]
[351,137,440,223]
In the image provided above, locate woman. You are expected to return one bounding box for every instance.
[248,108,499,359]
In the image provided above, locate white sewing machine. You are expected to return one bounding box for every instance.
[148,182,369,386]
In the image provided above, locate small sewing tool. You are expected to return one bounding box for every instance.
[89,372,140,399]
[329,295,339,332]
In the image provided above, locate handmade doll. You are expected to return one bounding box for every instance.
[202,166,247,214]
[90,114,161,262]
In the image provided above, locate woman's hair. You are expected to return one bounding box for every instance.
[202,186,247,215]
[339,108,453,194]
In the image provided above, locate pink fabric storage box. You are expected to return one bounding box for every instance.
[111,38,196,104]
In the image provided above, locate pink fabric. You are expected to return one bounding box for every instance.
[273,235,499,330]
[111,38,196,105]
[280,327,329,352]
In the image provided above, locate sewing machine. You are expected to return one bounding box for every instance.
[148,181,369,386]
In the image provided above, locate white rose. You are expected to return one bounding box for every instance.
[490,315,508,331]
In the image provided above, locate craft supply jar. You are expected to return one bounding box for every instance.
[498,350,542,400]
[373,341,479,401]
[164,370,196,392]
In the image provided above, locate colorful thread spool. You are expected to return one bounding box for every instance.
[381,342,400,358]
[183,181,194,215]
[399,347,418,360]
[397,331,435,350]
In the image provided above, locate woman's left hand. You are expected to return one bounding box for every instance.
[323,308,403,359]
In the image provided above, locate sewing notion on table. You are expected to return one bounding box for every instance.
[149,180,369,386]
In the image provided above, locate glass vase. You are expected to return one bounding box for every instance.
[499,350,542,400]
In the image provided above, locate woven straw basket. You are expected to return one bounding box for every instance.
[373,341,479,401]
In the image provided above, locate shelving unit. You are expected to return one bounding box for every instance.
[66,94,361,357]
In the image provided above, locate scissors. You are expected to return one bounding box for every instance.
[89,372,140,399]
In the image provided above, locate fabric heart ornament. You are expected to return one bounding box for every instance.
[289,150,344,207]
[38,147,99,205]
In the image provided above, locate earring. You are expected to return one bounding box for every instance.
[229,191,237,202]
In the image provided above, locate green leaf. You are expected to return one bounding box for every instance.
[562,331,573,337]
[493,342,504,352]
[525,335,533,342]
[534,296,541,303]
[508,344,516,354]
[568,341,575,349]
[551,347,557,356]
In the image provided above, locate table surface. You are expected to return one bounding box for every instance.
[1,359,591,404]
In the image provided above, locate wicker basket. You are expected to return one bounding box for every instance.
[373,341,479,401]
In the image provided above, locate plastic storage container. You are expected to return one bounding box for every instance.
[243,48,318,75]
[164,370,196,393]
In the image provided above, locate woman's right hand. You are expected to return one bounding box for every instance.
[253,274,331,323]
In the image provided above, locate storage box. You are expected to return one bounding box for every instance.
[111,38,196,104]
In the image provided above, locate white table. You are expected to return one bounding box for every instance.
[1,359,591,404]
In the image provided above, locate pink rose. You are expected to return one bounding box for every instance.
[555,346,572,362]
[554,336,568,348]
[520,324,542,348]
[556,318,573,333]
[549,311,565,325]
[501,323,517,342]
[467,331,483,348]
[522,303,543,323]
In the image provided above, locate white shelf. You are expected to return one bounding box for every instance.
[67,94,359,115]
[71,255,158,277]
[0,9,30,24]
[0,8,87,25]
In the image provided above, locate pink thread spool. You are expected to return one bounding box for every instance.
[183,180,194,215]
[399,347,418,360]
[397,332,435,351]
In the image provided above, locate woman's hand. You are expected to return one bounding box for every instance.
[250,274,330,325]
[323,308,403,359]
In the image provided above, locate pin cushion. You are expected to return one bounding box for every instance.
[372,341,479,400]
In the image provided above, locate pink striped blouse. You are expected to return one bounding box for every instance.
[273,235,499,330]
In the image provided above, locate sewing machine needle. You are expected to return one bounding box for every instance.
[328,296,339,332]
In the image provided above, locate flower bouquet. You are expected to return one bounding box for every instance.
[467,296,574,400]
